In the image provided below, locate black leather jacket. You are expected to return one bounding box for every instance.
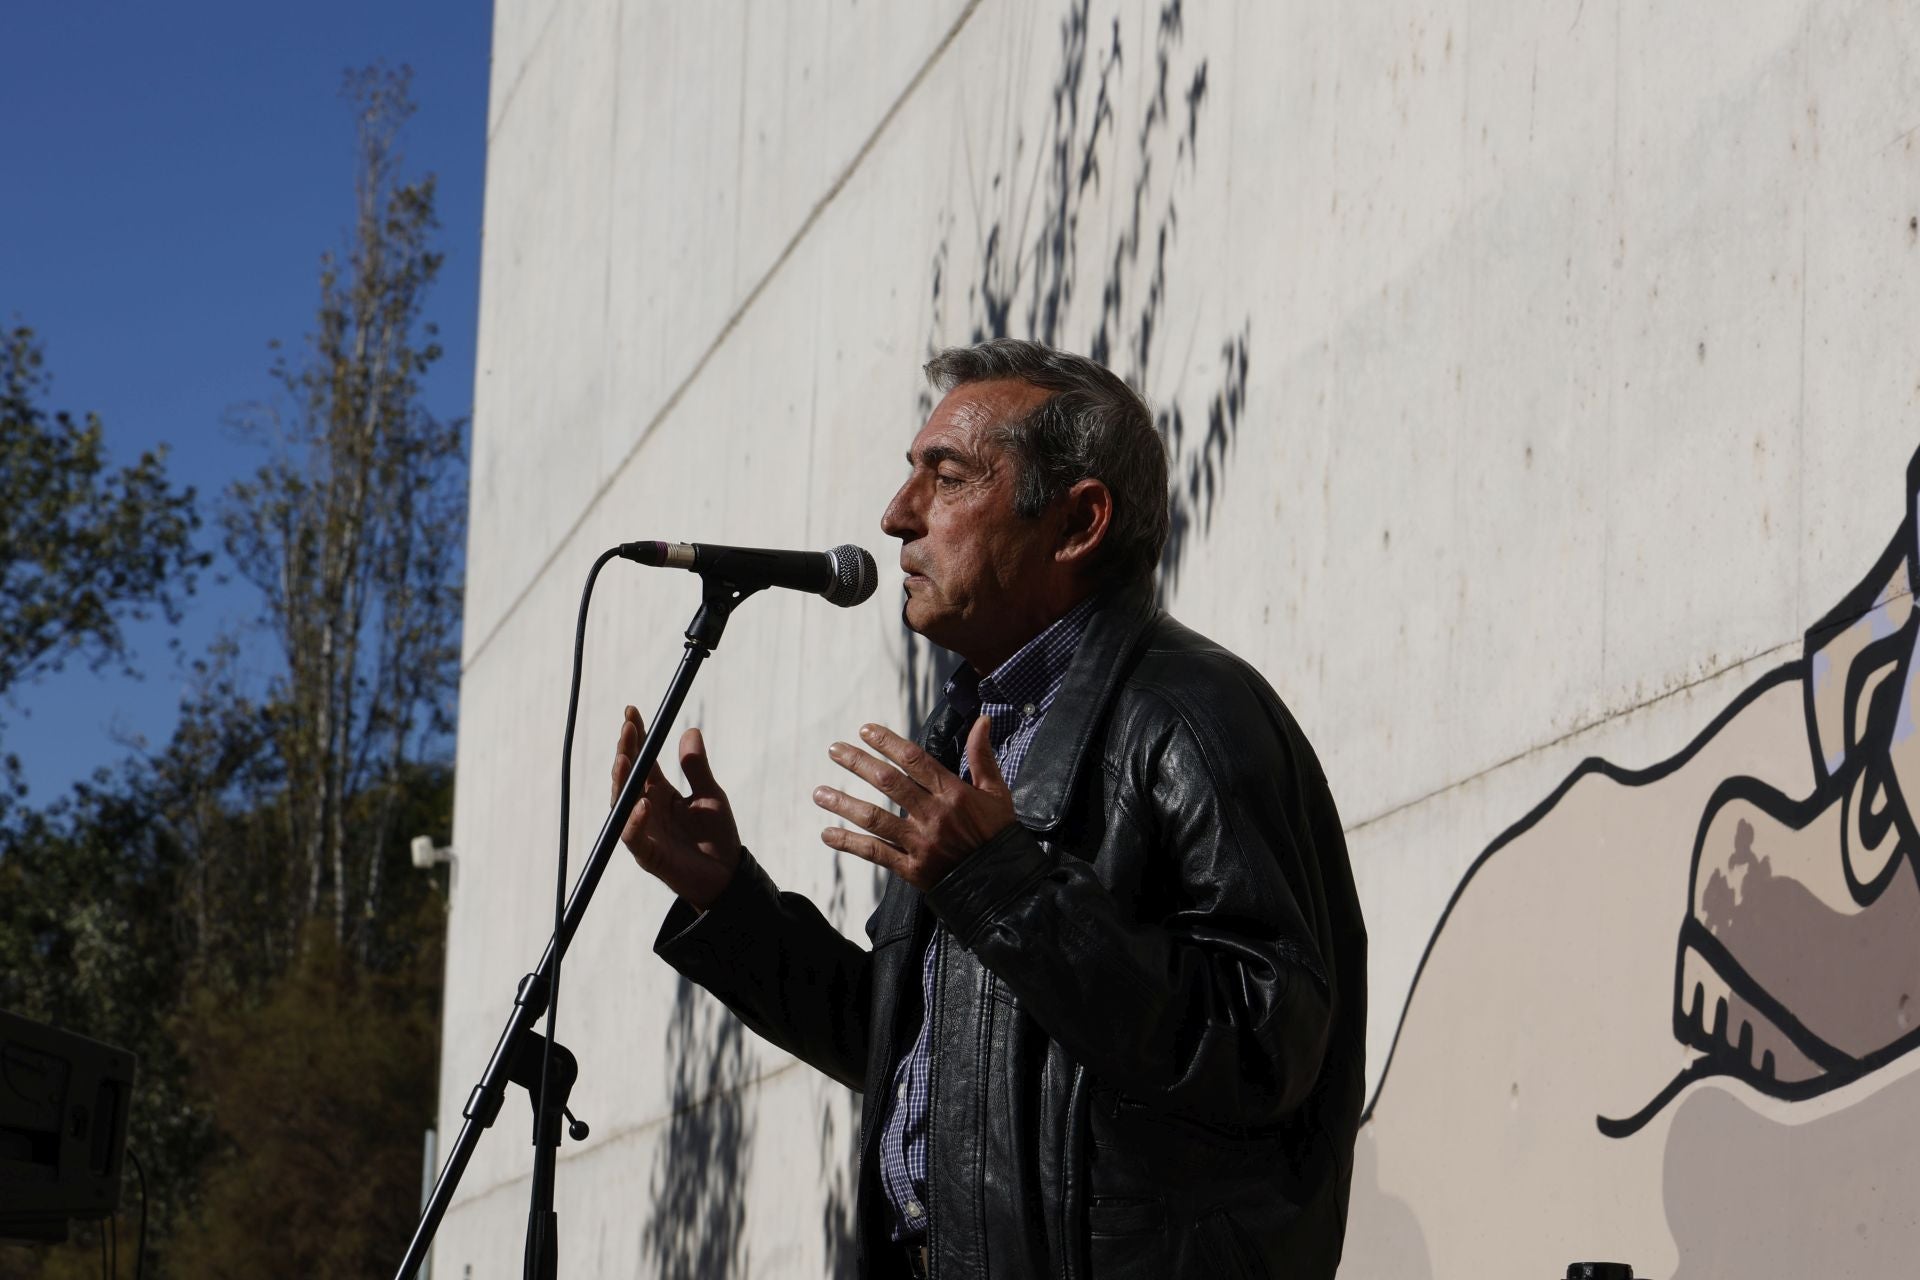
[656,584,1366,1278]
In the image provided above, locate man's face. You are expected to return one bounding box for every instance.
[882,379,1058,667]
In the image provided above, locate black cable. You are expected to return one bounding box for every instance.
[128,1148,148,1280]
[535,546,624,1189]
[109,1210,117,1278]
[99,1219,107,1280]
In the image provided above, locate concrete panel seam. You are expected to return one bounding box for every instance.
[463,0,988,674]
[1343,632,1807,836]
[561,1056,805,1158]
[486,0,567,144]
[440,1058,807,1211]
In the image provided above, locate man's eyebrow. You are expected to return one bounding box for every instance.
[907,444,972,469]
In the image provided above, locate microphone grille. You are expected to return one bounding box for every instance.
[823,544,878,607]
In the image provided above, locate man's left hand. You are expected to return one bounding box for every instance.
[814,717,1015,891]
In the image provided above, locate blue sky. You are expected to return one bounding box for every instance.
[2,2,492,802]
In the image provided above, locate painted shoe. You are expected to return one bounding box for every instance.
[1676,448,1920,1093]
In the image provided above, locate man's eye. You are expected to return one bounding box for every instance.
[935,472,962,488]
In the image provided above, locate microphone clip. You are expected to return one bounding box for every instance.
[686,573,764,652]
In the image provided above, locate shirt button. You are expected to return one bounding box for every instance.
[1021,702,1037,719]
[906,1200,924,1220]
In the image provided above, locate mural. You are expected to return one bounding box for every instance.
[1346,448,1920,1278]
[631,3,1920,1275]
[1665,474,1920,1111]
[454,0,1920,1274]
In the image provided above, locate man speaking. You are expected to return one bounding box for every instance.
[610,340,1366,1278]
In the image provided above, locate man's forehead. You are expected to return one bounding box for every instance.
[905,420,986,466]
[908,378,1050,462]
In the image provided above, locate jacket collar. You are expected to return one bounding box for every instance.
[917,579,1160,835]
[920,581,1160,833]
[1011,579,1159,832]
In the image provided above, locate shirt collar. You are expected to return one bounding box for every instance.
[943,595,1098,723]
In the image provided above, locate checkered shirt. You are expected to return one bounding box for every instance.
[876,595,1097,1243]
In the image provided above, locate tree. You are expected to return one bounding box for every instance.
[162,859,446,1280]
[0,324,208,807]
[221,63,465,965]
[0,668,452,1280]
[0,61,463,1279]
[136,68,466,1267]
[0,314,209,1279]
[144,638,288,987]
[0,769,211,1280]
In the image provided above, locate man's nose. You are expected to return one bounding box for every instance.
[881,480,921,540]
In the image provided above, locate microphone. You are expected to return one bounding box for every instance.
[617,540,878,607]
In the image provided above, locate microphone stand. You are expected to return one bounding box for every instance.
[393,574,761,1280]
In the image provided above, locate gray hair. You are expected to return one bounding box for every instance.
[923,339,1169,589]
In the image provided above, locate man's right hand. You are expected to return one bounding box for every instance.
[611,706,741,911]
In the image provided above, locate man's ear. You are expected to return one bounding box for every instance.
[1055,478,1114,570]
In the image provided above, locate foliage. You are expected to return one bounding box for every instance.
[0,752,450,1280]
[0,772,211,1277]
[143,641,290,991]
[0,324,209,814]
[0,324,209,695]
[222,64,465,962]
[0,62,462,1279]
[164,881,446,1279]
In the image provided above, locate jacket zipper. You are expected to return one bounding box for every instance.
[1062,1062,1086,1280]
[924,925,946,1279]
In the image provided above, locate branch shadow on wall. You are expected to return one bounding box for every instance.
[648,4,1257,1272]
[901,0,1252,720]
[641,973,754,1280]
[874,0,1261,1265]
[817,854,862,1278]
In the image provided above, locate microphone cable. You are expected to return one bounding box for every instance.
[536,539,866,1231]
[538,545,624,1191]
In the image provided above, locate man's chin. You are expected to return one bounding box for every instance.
[899,595,955,650]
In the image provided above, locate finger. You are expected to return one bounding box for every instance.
[857,723,948,791]
[612,707,642,802]
[679,727,725,797]
[614,736,675,805]
[613,705,662,767]
[820,823,908,876]
[828,740,925,808]
[634,710,676,775]
[965,715,1009,796]
[637,742,686,812]
[812,784,910,845]
[621,795,651,852]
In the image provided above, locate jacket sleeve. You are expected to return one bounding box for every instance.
[923,691,1334,1126]
[653,847,872,1091]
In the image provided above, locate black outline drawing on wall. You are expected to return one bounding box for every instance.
[1364,446,1920,1142]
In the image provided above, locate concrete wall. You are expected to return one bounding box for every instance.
[438,1,1920,1275]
